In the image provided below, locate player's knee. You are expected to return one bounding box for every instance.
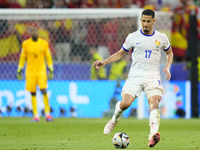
[120,102,131,110]
[121,94,135,110]
[31,92,36,96]
[148,96,161,110]
[149,103,158,111]
[40,89,47,95]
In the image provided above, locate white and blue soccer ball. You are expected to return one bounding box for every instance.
[112,132,130,149]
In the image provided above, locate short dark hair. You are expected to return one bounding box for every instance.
[141,9,155,19]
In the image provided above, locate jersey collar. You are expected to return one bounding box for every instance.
[140,29,155,36]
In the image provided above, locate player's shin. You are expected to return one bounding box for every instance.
[149,109,160,139]
[43,94,50,116]
[112,101,123,122]
[31,95,39,118]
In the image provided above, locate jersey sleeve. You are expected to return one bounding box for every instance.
[122,34,133,52]
[162,33,171,51]
[18,42,26,69]
[44,41,53,69]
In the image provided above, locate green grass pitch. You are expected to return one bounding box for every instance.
[0,117,199,150]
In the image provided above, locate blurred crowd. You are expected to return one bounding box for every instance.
[0,0,192,10]
[0,0,177,9]
[0,18,136,61]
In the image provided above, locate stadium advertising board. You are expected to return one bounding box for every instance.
[0,80,191,119]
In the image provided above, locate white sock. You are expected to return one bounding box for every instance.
[112,101,123,122]
[34,114,39,118]
[149,109,160,139]
[45,112,50,117]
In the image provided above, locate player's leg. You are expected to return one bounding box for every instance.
[26,75,39,121]
[40,88,53,121]
[112,93,135,122]
[30,92,40,121]
[146,89,162,147]
[39,75,53,122]
[104,78,141,135]
[148,95,161,136]
[40,89,50,115]
[104,93,135,135]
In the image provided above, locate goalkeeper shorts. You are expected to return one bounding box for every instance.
[25,74,48,92]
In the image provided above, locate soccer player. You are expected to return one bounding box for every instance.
[17,26,54,122]
[92,9,173,148]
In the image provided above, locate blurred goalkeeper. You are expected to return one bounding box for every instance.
[17,26,54,122]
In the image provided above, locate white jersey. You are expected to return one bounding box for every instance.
[122,29,171,78]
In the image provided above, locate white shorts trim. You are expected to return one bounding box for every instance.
[122,88,163,100]
[121,88,137,98]
[145,88,163,100]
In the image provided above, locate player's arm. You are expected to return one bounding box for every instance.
[46,50,54,80]
[17,46,26,80]
[46,49,53,70]
[45,42,54,79]
[163,47,173,80]
[18,49,26,70]
[44,41,53,69]
[92,48,127,69]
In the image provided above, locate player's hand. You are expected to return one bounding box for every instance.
[48,68,54,80]
[17,68,23,80]
[163,67,171,80]
[92,60,105,69]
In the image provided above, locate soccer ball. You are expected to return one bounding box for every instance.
[112,132,130,149]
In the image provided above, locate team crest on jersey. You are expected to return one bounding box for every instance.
[155,40,161,48]
[158,80,163,86]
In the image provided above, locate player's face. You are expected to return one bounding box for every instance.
[30,27,38,39]
[140,15,155,34]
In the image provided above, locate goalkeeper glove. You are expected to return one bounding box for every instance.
[48,68,54,80]
[17,68,23,80]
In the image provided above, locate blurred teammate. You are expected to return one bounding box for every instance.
[92,9,173,148]
[89,46,106,80]
[17,26,54,122]
[108,54,129,80]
